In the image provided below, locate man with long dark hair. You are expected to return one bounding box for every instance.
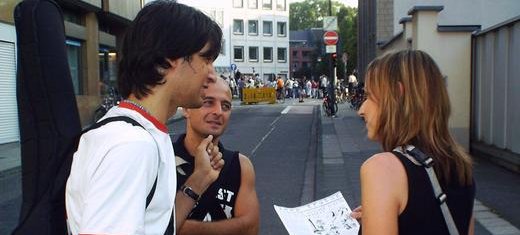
[65,1,225,234]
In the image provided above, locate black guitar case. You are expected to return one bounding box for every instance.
[12,0,81,234]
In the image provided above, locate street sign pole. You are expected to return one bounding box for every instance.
[328,0,336,116]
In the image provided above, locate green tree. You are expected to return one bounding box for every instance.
[289,0,344,30]
[337,6,357,79]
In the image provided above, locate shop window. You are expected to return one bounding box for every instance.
[99,47,118,89]
[66,40,83,95]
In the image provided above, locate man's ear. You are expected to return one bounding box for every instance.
[181,107,190,119]
[166,58,180,69]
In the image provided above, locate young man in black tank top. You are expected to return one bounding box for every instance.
[175,77,260,235]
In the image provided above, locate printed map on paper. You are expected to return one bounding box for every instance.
[274,192,360,235]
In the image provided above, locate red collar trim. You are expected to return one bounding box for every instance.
[119,101,168,133]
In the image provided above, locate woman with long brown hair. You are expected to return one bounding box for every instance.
[353,50,475,235]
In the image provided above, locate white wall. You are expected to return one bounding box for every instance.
[177,0,232,70]
[229,6,290,78]
[144,0,290,80]
[393,0,520,34]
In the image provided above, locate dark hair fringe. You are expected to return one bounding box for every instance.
[118,0,222,99]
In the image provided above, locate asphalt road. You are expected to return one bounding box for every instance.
[168,104,318,235]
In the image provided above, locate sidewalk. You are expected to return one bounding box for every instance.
[315,102,520,235]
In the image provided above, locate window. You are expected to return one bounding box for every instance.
[277,22,286,36]
[233,0,243,8]
[248,0,258,9]
[263,21,273,36]
[233,19,244,34]
[302,51,310,58]
[249,47,259,61]
[99,48,118,87]
[66,40,83,95]
[63,9,82,25]
[234,46,244,61]
[204,9,224,27]
[248,20,258,35]
[263,47,273,62]
[292,50,298,57]
[220,39,226,55]
[277,47,287,62]
[276,0,286,11]
[262,0,272,10]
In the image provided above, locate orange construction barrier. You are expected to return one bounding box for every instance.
[242,87,276,104]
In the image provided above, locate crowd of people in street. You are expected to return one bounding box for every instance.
[14,1,477,234]
[218,68,363,108]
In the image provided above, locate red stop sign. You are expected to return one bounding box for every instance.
[323,31,338,45]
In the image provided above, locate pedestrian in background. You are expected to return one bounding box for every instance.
[348,71,357,96]
[353,50,475,235]
[65,1,225,234]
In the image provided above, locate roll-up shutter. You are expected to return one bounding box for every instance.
[0,41,19,144]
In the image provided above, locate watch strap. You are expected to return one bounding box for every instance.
[180,185,200,202]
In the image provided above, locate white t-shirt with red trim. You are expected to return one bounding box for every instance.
[65,103,176,235]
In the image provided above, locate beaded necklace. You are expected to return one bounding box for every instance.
[123,99,151,115]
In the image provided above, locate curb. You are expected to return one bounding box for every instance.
[300,105,319,205]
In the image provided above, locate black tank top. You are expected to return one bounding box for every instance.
[174,134,241,221]
[393,151,475,235]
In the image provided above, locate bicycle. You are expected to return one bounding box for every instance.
[322,92,338,116]
[349,86,365,111]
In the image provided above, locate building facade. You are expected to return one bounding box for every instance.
[177,0,290,83]
[357,0,376,82]
[372,0,520,166]
[289,29,324,80]
[0,0,142,144]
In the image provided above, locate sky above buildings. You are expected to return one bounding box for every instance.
[289,0,358,8]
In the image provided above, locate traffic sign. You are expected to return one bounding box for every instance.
[323,16,338,31]
[323,31,338,45]
[325,45,336,53]
[230,63,237,71]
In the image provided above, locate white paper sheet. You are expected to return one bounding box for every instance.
[274,191,360,235]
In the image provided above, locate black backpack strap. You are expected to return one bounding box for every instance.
[394,146,460,235]
[83,116,143,133]
[146,177,157,208]
[85,116,158,209]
